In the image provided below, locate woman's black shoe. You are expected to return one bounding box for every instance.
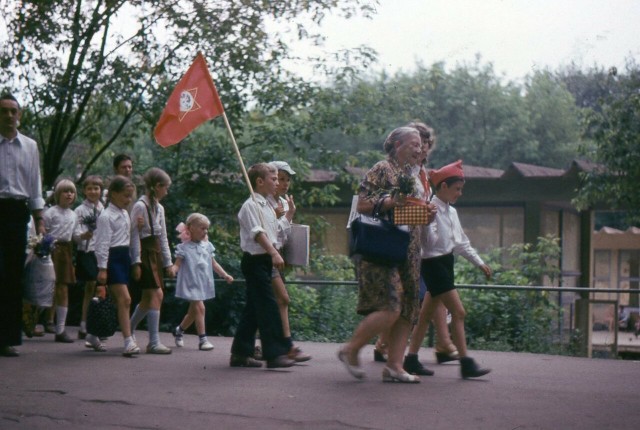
[403,354,434,376]
[460,357,491,379]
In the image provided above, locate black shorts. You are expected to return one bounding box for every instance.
[76,251,98,283]
[421,253,455,298]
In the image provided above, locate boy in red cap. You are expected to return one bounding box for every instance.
[404,159,492,379]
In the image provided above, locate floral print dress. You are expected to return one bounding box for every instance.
[355,158,421,322]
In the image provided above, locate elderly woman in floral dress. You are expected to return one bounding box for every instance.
[338,126,430,383]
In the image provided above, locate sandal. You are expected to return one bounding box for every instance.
[435,344,459,364]
[382,367,420,383]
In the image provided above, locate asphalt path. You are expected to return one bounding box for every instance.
[1,328,639,429]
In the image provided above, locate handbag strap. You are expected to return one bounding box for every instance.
[372,194,391,219]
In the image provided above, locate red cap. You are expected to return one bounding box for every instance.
[430,160,464,186]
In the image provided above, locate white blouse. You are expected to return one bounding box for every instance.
[94,204,131,269]
[43,205,77,242]
[129,195,172,267]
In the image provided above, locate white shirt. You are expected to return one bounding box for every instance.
[421,196,484,267]
[238,193,279,255]
[73,199,104,252]
[129,195,172,267]
[0,132,45,210]
[267,194,292,249]
[43,205,77,242]
[94,204,131,269]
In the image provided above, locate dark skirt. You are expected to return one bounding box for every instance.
[139,236,164,290]
[51,241,76,285]
[76,250,98,283]
[421,253,455,298]
[107,246,131,285]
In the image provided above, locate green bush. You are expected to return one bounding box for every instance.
[455,235,563,353]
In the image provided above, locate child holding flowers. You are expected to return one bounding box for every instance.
[73,175,104,340]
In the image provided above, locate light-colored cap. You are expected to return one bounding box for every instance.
[270,161,296,175]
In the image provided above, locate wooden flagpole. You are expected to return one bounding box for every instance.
[220,112,267,227]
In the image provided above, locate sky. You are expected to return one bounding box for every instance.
[288,0,640,81]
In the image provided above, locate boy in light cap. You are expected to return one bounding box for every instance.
[264,160,311,362]
[404,159,492,379]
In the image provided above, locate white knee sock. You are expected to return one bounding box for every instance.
[147,309,161,346]
[129,305,148,332]
[55,306,68,334]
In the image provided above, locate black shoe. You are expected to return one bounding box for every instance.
[0,346,19,357]
[230,354,263,368]
[266,355,295,369]
[460,357,491,379]
[435,351,459,364]
[54,332,74,343]
[373,348,387,363]
[403,354,434,376]
[78,330,87,340]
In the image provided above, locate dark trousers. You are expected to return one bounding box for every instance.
[0,199,30,347]
[231,253,288,361]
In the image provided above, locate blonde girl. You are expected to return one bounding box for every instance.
[172,213,233,350]
[44,178,78,343]
[89,176,138,356]
[129,167,175,354]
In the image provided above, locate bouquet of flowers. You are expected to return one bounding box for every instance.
[27,233,56,258]
[80,212,98,232]
[80,212,99,248]
[393,170,417,198]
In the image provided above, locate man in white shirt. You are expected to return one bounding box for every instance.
[0,94,45,357]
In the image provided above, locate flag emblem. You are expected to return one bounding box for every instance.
[179,89,201,120]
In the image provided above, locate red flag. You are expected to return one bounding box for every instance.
[154,52,225,147]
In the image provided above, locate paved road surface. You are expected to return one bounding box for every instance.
[1,328,639,429]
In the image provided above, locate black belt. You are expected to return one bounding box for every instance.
[0,197,29,209]
[0,196,28,202]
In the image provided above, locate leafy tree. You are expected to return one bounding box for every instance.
[298,59,585,171]
[0,0,376,187]
[575,65,640,223]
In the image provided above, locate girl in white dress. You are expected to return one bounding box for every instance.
[172,213,233,350]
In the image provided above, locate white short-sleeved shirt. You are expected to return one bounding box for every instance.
[175,240,216,301]
[43,205,77,242]
[238,193,279,255]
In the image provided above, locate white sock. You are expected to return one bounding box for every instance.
[124,336,135,348]
[55,306,68,334]
[129,305,148,332]
[80,321,86,332]
[147,310,161,346]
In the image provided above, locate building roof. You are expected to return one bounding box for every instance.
[504,162,565,178]
[310,159,597,182]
